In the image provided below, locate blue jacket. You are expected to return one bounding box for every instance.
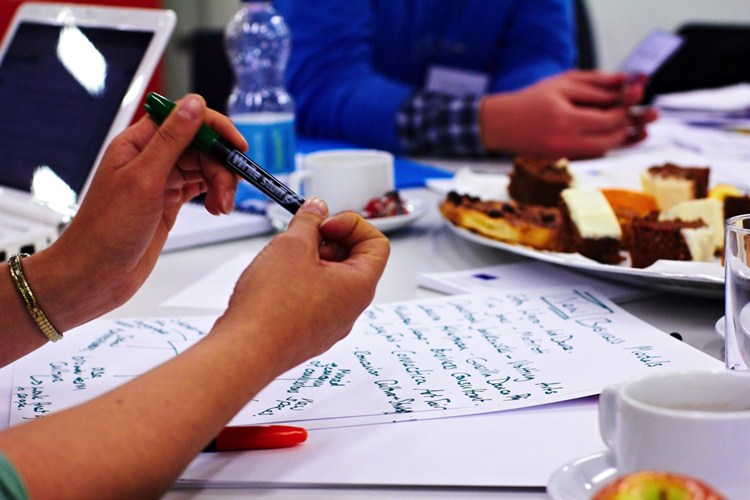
[275,0,577,153]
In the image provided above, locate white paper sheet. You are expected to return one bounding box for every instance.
[176,397,604,488]
[164,203,271,252]
[8,288,721,429]
[654,83,750,113]
[161,252,259,309]
[418,261,647,303]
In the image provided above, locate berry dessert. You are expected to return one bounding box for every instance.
[361,191,409,218]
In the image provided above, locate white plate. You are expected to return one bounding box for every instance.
[445,223,724,298]
[547,450,619,500]
[267,198,426,233]
[437,149,734,298]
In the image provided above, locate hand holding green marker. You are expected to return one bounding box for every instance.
[144,92,305,214]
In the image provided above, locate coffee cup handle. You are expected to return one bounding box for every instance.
[287,170,310,196]
[598,384,619,450]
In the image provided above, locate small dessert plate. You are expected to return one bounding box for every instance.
[547,450,619,500]
[267,198,425,233]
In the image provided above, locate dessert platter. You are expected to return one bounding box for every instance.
[437,153,746,298]
[445,223,724,297]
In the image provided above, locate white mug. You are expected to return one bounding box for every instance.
[598,369,750,498]
[289,149,394,214]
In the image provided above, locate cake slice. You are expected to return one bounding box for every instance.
[659,197,723,254]
[600,188,658,249]
[640,163,710,210]
[507,156,573,207]
[629,215,714,268]
[560,188,622,264]
[723,194,750,221]
[439,192,567,251]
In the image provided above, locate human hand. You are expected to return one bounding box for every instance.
[214,199,390,375]
[479,70,657,159]
[620,73,659,146]
[34,94,244,328]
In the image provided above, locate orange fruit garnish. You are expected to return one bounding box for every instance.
[600,188,658,217]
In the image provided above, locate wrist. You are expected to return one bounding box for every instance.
[478,93,518,153]
[8,254,63,342]
[21,244,117,333]
[211,312,299,379]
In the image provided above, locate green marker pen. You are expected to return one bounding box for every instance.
[144,92,304,214]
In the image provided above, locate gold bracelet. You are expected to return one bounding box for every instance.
[8,253,63,342]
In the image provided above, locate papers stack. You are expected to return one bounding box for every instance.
[654,83,750,131]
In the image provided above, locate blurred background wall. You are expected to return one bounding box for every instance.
[1,0,749,106]
[162,0,750,103]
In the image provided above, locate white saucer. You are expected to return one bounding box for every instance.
[266,198,426,233]
[547,451,618,500]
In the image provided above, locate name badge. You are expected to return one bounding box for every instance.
[426,65,489,97]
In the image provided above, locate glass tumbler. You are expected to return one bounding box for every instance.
[725,214,750,370]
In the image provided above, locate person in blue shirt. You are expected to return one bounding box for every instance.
[0,94,389,498]
[275,0,656,160]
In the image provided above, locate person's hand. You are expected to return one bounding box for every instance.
[479,70,658,159]
[30,94,245,330]
[213,199,390,376]
[619,73,658,146]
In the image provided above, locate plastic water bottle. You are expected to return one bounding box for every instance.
[225,1,295,176]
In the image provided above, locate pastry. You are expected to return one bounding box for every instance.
[507,156,572,207]
[629,215,714,268]
[439,192,567,251]
[659,198,723,254]
[560,188,622,264]
[641,163,710,210]
[600,188,658,249]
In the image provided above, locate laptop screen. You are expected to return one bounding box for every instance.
[0,21,153,198]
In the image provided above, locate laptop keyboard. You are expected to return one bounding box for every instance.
[0,211,57,261]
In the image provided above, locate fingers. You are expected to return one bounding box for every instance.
[185,106,245,214]
[203,107,249,153]
[553,107,630,159]
[569,105,630,134]
[628,106,658,127]
[288,197,330,230]
[319,212,390,274]
[558,79,624,108]
[137,94,240,215]
[564,70,628,89]
[281,201,388,281]
[135,95,206,191]
[199,154,238,215]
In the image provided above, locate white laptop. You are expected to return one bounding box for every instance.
[0,2,175,261]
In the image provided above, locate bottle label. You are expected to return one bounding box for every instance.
[232,113,296,175]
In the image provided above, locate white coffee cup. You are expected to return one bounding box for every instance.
[598,369,750,498]
[289,149,394,214]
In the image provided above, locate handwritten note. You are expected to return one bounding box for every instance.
[10,318,211,421]
[8,289,721,428]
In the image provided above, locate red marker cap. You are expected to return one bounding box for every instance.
[203,425,308,452]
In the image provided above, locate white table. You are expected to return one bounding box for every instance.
[101,184,724,499]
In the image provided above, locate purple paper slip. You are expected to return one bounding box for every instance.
[620,30,685,77]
